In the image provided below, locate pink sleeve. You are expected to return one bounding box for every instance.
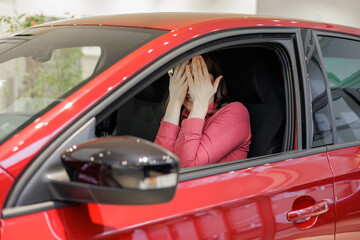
[174,102,251,167]
[154,121,180,152]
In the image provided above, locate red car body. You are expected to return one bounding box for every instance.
[0,13,360,239]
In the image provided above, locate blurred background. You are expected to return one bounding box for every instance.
[0,0,359,136]
[0,0,359,35]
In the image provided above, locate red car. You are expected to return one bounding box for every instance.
[0,12,360,239]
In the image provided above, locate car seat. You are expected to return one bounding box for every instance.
[115,74,169,141]
[218,47,286,158]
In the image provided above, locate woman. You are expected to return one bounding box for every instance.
[155,53,251,167]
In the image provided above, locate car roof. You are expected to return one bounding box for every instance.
[37,12,360,36]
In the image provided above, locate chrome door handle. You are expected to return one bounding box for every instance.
[287,200,329,223]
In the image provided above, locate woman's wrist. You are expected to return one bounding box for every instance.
[188,100,208,119]
[168,99,184,109]
[163,100,183,125]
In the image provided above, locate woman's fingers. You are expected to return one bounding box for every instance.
[186,65,193,86]
[175,60,189,79]
[170,60,189,90]
[191,57,199,80]
[197,56,204,78]
[183,76,189,89]
[199,56,210,79]
[180,71,187,84]
[192,56,211,82]
[195,56,203,76]
[172,64,180,78]
[171,56,221,106]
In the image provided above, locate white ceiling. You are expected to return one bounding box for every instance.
[257,0,360,28]
[0,0,359,28]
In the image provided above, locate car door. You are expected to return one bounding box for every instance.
[1,29,336,239]
[315,32,360,239]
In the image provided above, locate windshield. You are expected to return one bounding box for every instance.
[0,26,166,142]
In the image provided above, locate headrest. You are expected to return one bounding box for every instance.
[218,47,278,104]
[135,73,169,102]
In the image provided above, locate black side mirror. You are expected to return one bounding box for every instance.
[48,137,179,205]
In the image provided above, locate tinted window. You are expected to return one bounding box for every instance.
[318,36,360,143]
[0,26,166,143]
[302,30,333,147]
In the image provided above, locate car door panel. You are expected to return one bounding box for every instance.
[1,152,334,239]
[314,33,360,239]
[0,168,13,217]
[327,145,360,238]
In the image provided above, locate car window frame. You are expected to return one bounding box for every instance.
[299,29,337,148]
[313,30,360,151]
[3,27,306,218]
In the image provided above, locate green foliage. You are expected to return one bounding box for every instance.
[0,12,74,33]
[0,13,46,33]
[0,13,84,110]
[25,48,84,100]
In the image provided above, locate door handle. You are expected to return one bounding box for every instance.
[287,200,329,223]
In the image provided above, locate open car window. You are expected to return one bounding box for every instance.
[0,26,167,143]
[96,45,292,162]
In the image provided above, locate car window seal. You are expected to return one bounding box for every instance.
[179,147,327,182]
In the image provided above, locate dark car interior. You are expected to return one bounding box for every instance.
[96,46,288,160]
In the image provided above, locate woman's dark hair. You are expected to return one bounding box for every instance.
[202,52,230,112]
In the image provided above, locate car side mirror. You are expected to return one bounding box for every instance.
[48,136,179,205]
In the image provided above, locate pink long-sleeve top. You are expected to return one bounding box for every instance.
[155,102,251,167]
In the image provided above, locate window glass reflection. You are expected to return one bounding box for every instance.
[319,36,360,144]
[0,26,166,142]
[305,33,333,147]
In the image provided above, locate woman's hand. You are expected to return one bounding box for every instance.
[163,60,189,125]
[186,56,223,119]
[168,60,189,107]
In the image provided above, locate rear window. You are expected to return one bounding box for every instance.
[318,36,360,144]
[0,26,166,143]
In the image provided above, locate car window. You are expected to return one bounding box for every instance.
[318,36,360,144]
[302,30,334,147]
[0,26,166,143]
[96,73,169,141]
[96,45,291,161]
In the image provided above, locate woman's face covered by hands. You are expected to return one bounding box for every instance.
[183,55,223,112]
[165,54,224,125]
